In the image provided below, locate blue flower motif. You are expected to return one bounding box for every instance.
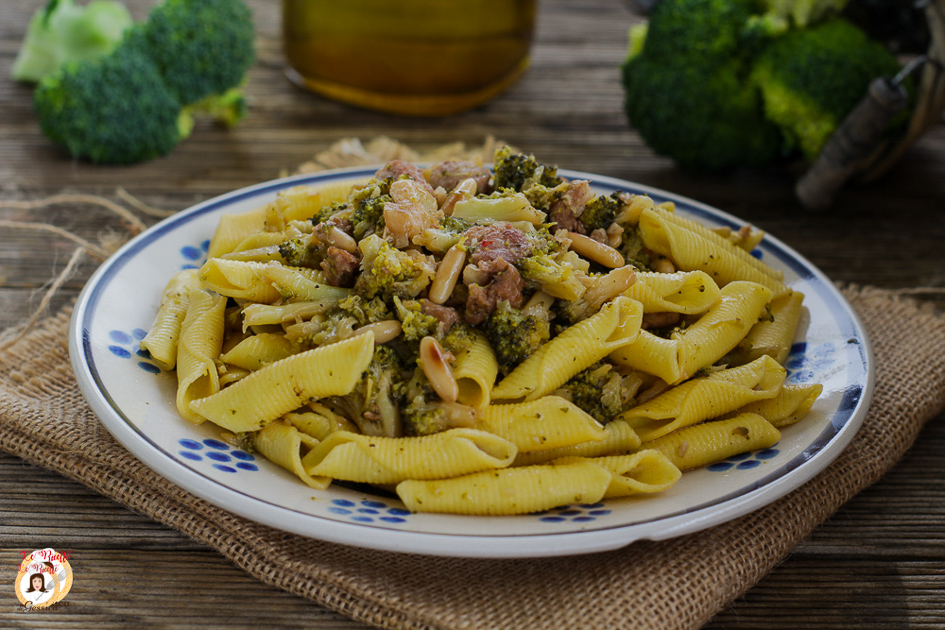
[177,438,258,473]
[327,498,410,524]
[708,445,780,472]
[785,341,836,384]
[107,328,160,373]
[538,503,611,523]
[180,239,210,270]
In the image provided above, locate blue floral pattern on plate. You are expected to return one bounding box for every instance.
[178,438,259,474]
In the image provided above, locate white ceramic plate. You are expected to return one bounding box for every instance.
[69,167,874,558]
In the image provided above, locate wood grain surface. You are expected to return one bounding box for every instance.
[1,0,944,627]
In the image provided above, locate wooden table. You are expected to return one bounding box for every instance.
[2,0,945,627]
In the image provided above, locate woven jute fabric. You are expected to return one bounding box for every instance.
[1,286,943,629]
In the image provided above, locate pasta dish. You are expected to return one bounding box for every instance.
[141,147,821,515]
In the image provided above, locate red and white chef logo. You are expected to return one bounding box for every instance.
[14,548,73,611]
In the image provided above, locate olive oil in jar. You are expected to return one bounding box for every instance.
[282,0,536,116]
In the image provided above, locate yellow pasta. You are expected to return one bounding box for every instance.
[139,269,201,371]
[451,331,499,409]
[220,332,300,371]
[513,419,641,466]
[451,192,546,225]
[491,296,642,401]
[478,396,608,453]
[285,403,360,439]
[556,450,682,498]
[639,207,789,297]
[303,428,518,485]
[620,355,786,442]
[731,384,823,428]
[189,332,375,432]
[175,289,227,424]
[396,460,612,515]
[645,413,781,471]
[623,270,721,315]
[609,329,684,385]
[206,205,268,259]
[253,421,330,489]
[729,290,805,365]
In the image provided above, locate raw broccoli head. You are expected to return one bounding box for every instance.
[34,41,185,164]
[140,0,255,106]
[621,0,785,171]
[752,17,902,161]
[29,0,255,164]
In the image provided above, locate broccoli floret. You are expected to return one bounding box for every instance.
[350,184,390,239]
[34,42,185,164]
[277,235,318,267]
[328,345,407,436]
[482,300,551,374]
[621,0,785,171]
[580,193,620,233]
[618,224,653,270]
[516,253,587,301]
[440,215,472,234]
[493,146,562,192]
[557,362,633,423]
[31,0,255,164]
[393,298,441,341]
[12,0,133,83]
[752,18,902,161]
[336,294,393,326]
[139,0,254,109]
[353,235,435,300]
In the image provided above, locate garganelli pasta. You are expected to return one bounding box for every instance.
[144,147,822,515]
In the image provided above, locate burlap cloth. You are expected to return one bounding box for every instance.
[2,139,945,628]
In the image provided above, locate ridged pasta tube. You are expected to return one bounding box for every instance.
[556,450,682,498]
[302,428,518,485]
[451,331,499,409]
[175,289,227,424]
[620,355,786,442]
[730,384,823,428]
[140,269,201,371]
[513,419,642,466]
[623,270,721,315]
[220,332,300,371]
[253,421,330,489]
[396,460,612,515]
[729,290,805,366]
[491,296,643,401]
[645,413,781,471]
[639,207,789,297]
[189,332,375,432]
[207,205,267,258]
[479,396,608,453]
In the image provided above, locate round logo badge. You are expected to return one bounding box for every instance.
[15,549,73,611]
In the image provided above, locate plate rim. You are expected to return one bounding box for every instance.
[68,166,875,558]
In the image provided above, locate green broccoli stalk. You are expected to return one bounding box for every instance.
[751,18,903,161]
[30,0,255,164]
[621,0,785,172]
[12,0,133,83]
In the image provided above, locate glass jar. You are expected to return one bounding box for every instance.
[282,0,536,116]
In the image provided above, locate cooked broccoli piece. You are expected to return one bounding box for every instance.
[277,235,319,267]
[31,0,255,164]
[401,369,476,437]
[516,253,587,301]
[557,362,634,423]
[621,0,785,171]
[580,193,620,233]
[308,201,348,226]
[350,184,390,239]
[439,322,477,357]
[492,146,562,192]
[328,345,407,436]
[393,298,442,341]
[336,294,393,326]
[353,235,435,300]
[439,215,472,234]
[12,0,133,83]
[617,224,653,270]
[751,18,902,161]
[482,300,551,374]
